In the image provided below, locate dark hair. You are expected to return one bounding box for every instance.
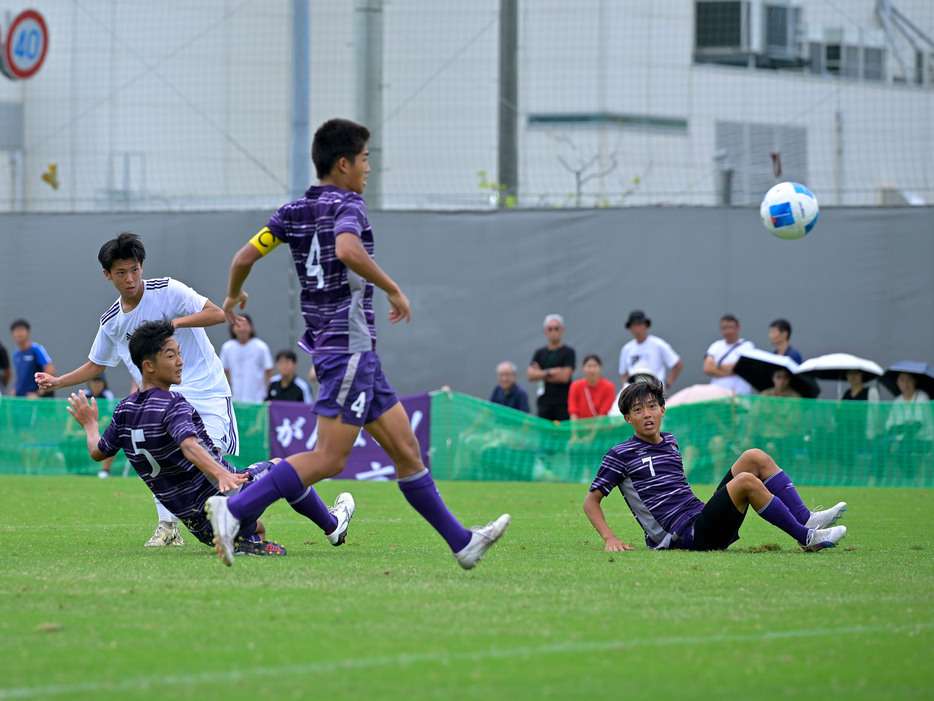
[770,318,792,338]
[129,319,175,372]
[98,232,146,271]
[582,354,602,366]
[10,318,30,332]
[229,313,255,339]
[276,349,297,362]
[720,313,739,325]
[312,118,370,179]
[618,375,666,416]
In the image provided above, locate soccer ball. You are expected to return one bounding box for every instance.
[760,182,819,240]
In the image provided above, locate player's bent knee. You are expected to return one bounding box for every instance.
[731,471,760,493]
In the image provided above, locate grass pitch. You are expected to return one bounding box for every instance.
[1,475,932,700]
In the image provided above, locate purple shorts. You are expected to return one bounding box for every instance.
[312,351,399,427]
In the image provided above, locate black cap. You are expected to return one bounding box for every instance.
[625,310,651,328]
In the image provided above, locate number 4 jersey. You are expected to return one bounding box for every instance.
[590,432,705,550]
[251,185,377,355]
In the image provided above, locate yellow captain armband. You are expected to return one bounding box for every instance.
[248,227,283,256]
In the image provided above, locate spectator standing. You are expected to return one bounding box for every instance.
[0,339,10,394]
[490,361,529,413]
[569,354,616,419]
[618,310,683,391]
[528,314,575,421]
[220,314,274,403]
[769,318,803,364]
[702,314,755,395]
[10,319,55,397]
[266,350,313,402]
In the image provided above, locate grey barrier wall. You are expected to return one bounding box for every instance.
[1,207,932,400]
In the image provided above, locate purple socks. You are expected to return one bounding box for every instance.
[763,470,810,524]
[289,486,338,534]
[757,496,810,544]
[228,460,336,534]
[398,469,472,552]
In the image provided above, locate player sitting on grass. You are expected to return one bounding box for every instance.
[583,375,847,553]
[67,320,354,557]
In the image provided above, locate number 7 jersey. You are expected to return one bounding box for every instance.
[590,432,705,550]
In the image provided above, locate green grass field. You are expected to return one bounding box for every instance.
[1,476,932,700]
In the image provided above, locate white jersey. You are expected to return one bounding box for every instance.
[90,278,231,402]
[89,278,238,454]
[704,338,756,395]
[220,337,274,403]
[618,334,681,384]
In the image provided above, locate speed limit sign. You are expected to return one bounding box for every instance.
[2,10,49,80]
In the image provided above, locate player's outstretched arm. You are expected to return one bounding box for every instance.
[583,490,634,552]
[223,243,263,326]
[37,361,108,393]
[66,391,108,462]
[335,232,411,323]
[173,300,227,330]
[179,436,247,493]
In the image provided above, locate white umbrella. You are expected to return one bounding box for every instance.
[795,353,884,382]
[666,384,733,407]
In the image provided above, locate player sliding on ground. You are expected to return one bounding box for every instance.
[67,320,354,557]
[209,117,509,569]
[584,376,847,553]
[36,232,238,549]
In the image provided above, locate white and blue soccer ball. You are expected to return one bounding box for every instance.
[760,182,819,240]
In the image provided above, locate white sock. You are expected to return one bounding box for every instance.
[154,496,179,524]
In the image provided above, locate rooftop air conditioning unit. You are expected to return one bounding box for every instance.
[763,2,804,62]
[695,1,754,61]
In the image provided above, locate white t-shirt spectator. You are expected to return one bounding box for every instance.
[220,337,274,403]
[704,338,756,395]
[619,335,681,385]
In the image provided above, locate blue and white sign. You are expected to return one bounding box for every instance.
[2,9,48,80]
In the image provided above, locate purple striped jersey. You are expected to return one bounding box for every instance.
[590,432,705,549]
[265,185,376,354]
[98,388,230,528]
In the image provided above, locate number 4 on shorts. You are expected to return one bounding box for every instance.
[351,392,366,419]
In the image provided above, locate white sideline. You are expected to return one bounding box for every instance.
[1,621,931,699]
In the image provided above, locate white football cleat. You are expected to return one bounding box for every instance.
[802,525,846,552]
[805,502,847,529]
[205,496,240,566]
[144,521,185,547]
[455,514,511,570]
[326,492,355,546]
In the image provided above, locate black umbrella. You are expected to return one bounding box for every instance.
[734,348,820,398]
[880,361,934,398]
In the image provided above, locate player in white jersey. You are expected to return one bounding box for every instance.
[36,232,239,547]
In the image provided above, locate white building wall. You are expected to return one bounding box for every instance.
[0,0,931,212]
